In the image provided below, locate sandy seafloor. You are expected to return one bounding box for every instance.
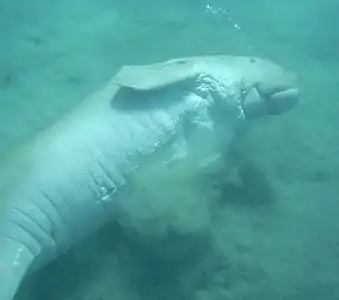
[1,0,339,299]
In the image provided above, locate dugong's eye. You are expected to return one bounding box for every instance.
[249,57,256,63]
[175,60,188,65]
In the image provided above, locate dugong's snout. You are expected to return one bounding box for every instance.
[236,57,299,119]
[265,86,299,115]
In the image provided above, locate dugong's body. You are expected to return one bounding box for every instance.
[0,55,299,300]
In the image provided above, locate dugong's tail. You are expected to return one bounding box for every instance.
[0,237,35,300]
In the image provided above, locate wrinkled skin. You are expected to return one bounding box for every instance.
[0,55,299,300]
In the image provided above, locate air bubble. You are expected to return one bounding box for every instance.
[204,3,253,51]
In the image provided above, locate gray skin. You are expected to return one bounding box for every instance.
[0,55,299,300]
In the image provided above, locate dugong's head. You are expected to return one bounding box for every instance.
[214,56,299,119]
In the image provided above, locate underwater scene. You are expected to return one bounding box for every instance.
[1,0,339,299]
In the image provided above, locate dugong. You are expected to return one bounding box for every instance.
[0,55,299,300]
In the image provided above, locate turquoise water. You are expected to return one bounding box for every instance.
[1,0,339,299]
